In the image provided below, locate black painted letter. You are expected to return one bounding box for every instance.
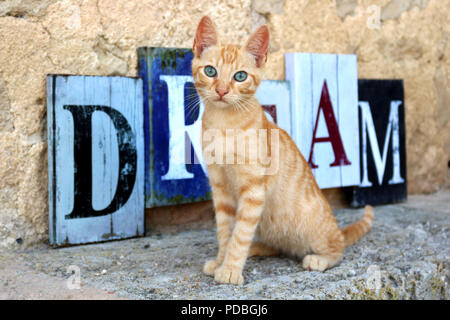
[64,105,137,219]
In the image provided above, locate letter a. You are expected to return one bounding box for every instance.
[308,80,351,168]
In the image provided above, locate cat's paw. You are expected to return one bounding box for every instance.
[203,260,220,276]
[302,254,329,272]
[214,266,244,285]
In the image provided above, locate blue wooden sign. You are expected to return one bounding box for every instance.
[47,75,145,246]
[285,53,360,189]
[138,48,211,208]
[351,79,407,207]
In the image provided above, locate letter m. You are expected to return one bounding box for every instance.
[359,101,405,187]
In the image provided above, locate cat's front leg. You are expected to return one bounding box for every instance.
[203,204,235,276]
[203,175,236,276]
[214,180,265,285]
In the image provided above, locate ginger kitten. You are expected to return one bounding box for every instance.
[192,16,374,285]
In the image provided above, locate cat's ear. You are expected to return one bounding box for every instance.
[193,16,218,58]
[245,25,270,68]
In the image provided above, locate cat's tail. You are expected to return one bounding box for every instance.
[342,205,374,247]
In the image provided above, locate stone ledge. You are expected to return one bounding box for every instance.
[1,189,448,299]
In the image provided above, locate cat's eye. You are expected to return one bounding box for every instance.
[234,71,248,82]
[204,65,217,77]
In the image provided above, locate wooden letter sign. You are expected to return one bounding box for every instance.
[285,53,360,189]
[47,75,145,246]
[138,47,211,208]
[255,80,292,136]
[351,79,407,207]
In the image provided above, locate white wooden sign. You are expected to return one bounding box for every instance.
[285,53,360,188]
[47,75,145,246]
[255,80,292,136]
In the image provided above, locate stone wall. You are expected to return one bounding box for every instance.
[0,0,448,248]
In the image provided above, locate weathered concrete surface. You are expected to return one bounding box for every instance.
[0,190,448,299]
[0,258,122,299]
[0,0,448,248]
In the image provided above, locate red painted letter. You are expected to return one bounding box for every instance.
[308,81,351,168]
[261,105,277,123]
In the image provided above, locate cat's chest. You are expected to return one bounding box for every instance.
[202,118,238,132]
[201,125,250,166]
[201,108,257,130]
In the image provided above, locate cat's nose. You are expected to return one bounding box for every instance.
[215,87,229,98]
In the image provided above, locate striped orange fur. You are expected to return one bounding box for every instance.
[192,16,374,285]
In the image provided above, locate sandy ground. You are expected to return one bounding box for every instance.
[0,189,448,300]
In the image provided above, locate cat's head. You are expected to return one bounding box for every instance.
[191,16,269,109]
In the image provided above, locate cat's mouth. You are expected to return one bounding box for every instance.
[215,97,229,104]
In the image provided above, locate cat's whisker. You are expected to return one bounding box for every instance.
[235,102,245,113]
[185,90,203,97]
[233,99,245,112]
[185,100,201,119]
[235,98,250,113]
[232,101,241,112]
